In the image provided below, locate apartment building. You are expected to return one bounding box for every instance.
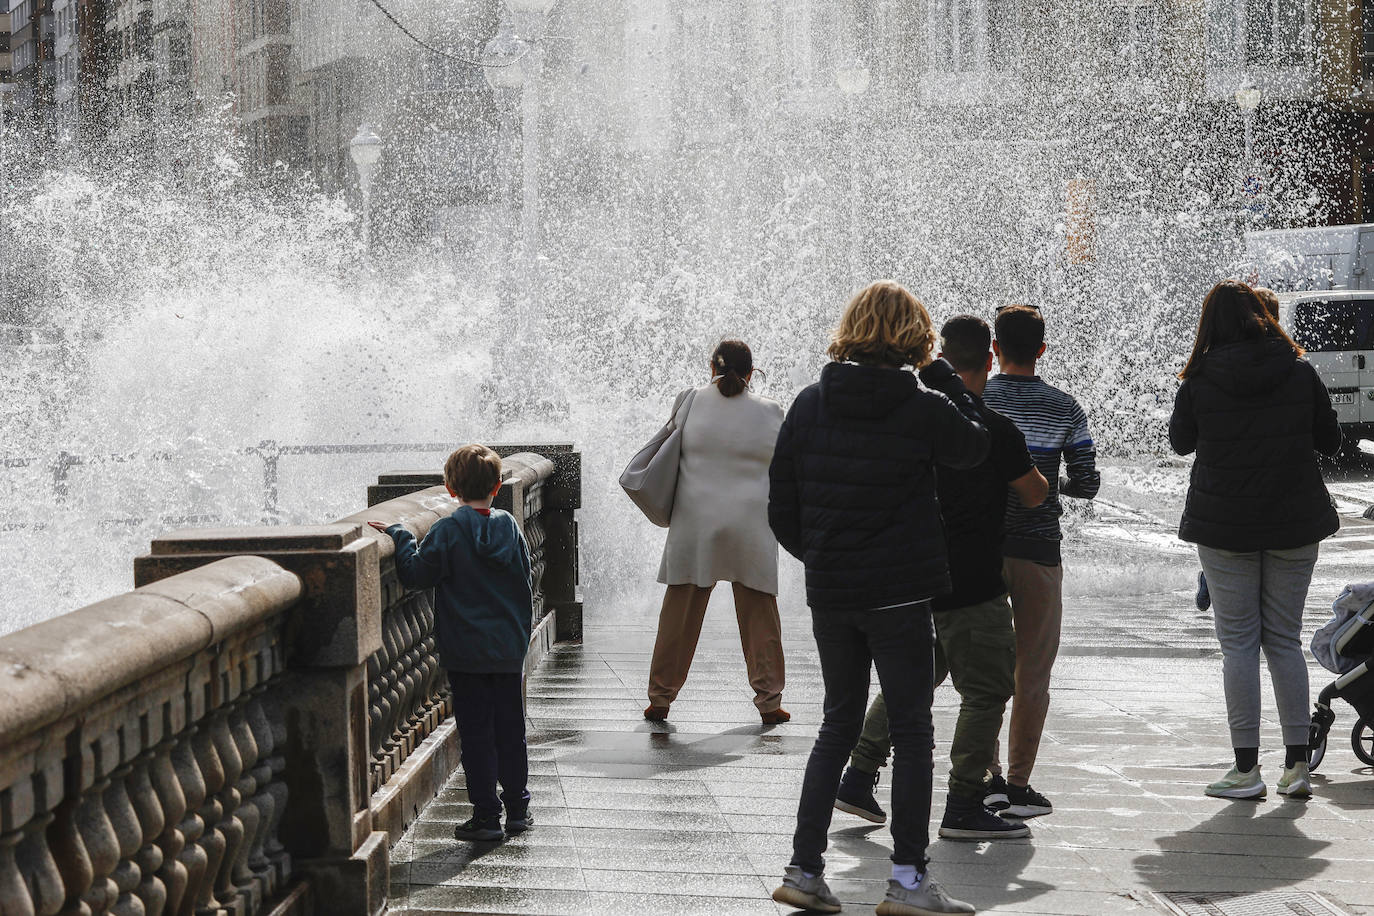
[7,0,55,133]
[1,0,12,125]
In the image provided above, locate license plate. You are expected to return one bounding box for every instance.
[1332,392,1356,405]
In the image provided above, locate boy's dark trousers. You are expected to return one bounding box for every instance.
[849,595,1016,801]
[448,670,530,820]
[791,603,935,873]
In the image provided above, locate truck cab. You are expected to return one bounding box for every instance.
[1288,292,1374,447]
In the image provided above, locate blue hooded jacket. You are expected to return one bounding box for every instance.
[387,507,533,674]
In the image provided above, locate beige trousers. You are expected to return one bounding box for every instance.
[991,556,1064,786]
[647,583,785,712]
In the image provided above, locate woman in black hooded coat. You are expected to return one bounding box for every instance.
[1169,279,1340,803]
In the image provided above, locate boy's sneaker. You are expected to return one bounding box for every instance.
[506,809,535,836]
[1277,761,1312,799]
[1003,784,1052,818]
[454,815,504,842]
[982,774,1010,812]
[1204,765,1266,799]
[875,874,975,915]
[772,865,842,914]
[982,774,1010,813]
[835,766,887,824]
[1195,571,1211,611]
[643,704,669,721]
[938,794,1031,840]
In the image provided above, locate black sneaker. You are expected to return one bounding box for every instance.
[1195,571,1211,611]
[834,766,887,824]
[506,809,534,837]
[454,815,504,842]
[983,773,1010,812]
[938,794,1031,840]
[1004,784,1052,818]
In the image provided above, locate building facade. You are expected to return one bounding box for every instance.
[0,0,13,126]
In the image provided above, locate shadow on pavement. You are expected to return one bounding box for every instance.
[1131,800,1331,891]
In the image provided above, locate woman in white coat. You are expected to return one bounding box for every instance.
[645,340,790,724]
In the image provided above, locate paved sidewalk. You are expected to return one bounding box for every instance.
[388,575,1374,916]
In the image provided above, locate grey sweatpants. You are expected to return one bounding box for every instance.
[1197,543,1319,748]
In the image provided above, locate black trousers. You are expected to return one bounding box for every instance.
[790,603,935,872]
[448,670,530,820]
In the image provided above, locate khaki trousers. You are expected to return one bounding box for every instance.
[991,557,1064,786]
[647,583,785,712]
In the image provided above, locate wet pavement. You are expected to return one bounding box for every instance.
[389,463,1374,915]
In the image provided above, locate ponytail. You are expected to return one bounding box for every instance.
[711,339,754,398]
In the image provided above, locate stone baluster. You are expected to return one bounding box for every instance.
[16,812,64,916]
[47,793,93,916]
[226,700,262,898]
[208,711,245,907]
[242,690,276,895]
[148,740,187,916]
[125,754,166,916]
[263,712,290,886]
[189,726,225,915]
[75,776,119,915]
[101,768,145,916]
[380,613,403,757]
[0,827,32,916]
[396,602,421,741]
[365,652,385,764]
[169,732,207,916]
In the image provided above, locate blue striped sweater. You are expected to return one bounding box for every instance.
[983,373,1100,564]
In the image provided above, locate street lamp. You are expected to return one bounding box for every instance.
[836,62,870,284]
[1234,79,1262,161]
[349,123,383,251]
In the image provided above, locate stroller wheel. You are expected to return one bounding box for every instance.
[1354,718,1374,767]
[1309,735,1329,772]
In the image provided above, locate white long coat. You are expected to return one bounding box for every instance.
[657,383,785,595]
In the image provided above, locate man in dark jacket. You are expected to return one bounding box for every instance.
[373,445,534,843]
[768,281,988,916]
[834,315,1049,842]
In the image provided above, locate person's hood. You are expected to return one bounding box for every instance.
[464,507,524,570]
[1198,338,1298,397]
[820,362,919,419]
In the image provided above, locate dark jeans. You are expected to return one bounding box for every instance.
[448,670,530,820]
[791,604,935,873]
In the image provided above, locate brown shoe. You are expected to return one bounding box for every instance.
[643,705,669,721]
[760,708,791,725]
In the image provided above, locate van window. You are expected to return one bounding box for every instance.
[1291,299,1374,351]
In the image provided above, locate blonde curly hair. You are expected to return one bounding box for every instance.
[828,280,936,369]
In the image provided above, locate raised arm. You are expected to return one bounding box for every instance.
[1059,399,1100,500]
[918,359,991,469]
[388,520,451,590]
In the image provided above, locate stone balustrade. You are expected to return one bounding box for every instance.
[0,445,580,916]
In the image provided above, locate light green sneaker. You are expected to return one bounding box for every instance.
[1205,765,1266,799]
[1277,761,1312,799]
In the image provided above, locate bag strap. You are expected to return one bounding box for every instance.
[670,386,698,430]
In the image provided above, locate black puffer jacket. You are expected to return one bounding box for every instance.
[769,361,991,611]
[1170,338,1341,552]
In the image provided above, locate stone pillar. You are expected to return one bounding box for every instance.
[134,524,388,916]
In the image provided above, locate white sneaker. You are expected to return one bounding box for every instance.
[1277,761,1312,799]
[1204,765,1266,799]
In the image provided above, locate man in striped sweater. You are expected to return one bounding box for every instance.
[981,305,1100,819]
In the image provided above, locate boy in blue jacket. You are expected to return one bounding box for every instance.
[370,444,533,842]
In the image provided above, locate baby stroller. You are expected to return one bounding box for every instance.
[1307,586,1374,771]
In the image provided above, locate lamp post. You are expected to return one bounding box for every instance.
[1235,79,1262,163]
[486,0,555,330]
[835,62,870,285]
[349,124,383,252]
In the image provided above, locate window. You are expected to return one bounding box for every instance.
[1362,0,1374,80]
[1246,0,1308,66]
[930,0,1016,73]
[1105,2,1160,74]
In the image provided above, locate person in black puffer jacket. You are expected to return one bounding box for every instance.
[768,280,988,916]
[1170,279,1341,804]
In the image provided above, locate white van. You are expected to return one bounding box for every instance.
[1246,224,1374,292]
[1288,291,1374,446]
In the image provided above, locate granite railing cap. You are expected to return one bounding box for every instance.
[0,555,302,743]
